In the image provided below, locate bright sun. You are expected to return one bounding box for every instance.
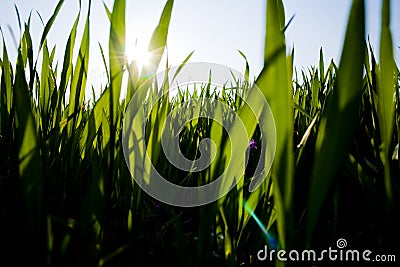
[126,40,151,73]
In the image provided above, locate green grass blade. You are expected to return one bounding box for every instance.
[171,50,194,82]
[104,0,126,236]
[99,42,110,83]
[1,37,12,121]
[39,0,65,51]
[307,0,365,244]
[378,0,395,200]
[142,0,174,78]
[319,47,325,84]
[22,21,35,90]
[19,23,29,69]
[255,0,293,249]
[14,52,45,263]
[108,0,125,127]
[68,3,90,135]
[39,41,50,119]
[238,50,250,84]
[59,6,80,98]
[80,87,110,158]
[103,1,112,21]
[14,4,22,34]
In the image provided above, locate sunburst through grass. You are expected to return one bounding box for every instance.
[126,38,152,73]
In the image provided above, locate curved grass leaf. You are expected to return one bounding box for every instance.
[238,50,250,84]
[39,0,65,51]
[103,2,112,21]
[14,4,22,34]
[172,50,194,82]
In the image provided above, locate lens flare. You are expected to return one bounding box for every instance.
[244,200,278,249]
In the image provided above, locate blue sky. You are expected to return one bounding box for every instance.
[0,0,399,91]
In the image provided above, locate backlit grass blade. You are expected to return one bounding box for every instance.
[14,4,22,34]
[171,50,194,82]
[14,52,45,263]
[310,69,320,115]
[0,37,12,130]
[125,59,140,103]
[39,0,65,51]
[142,0,174,79]
[307,0,365,244]
[378,0,395,200]
[39,41,51,121]
[254,0,293,249]
[218,207,233,263]
[80,87,111,158]
[103,2,112,21]
[68,2,90,135]
[146,83,170,168]
[19,20,32,70]
[297,112,319,148]
[58,5,80,110]
[22,21,35,90]
[104,0,126,240]
[99,43,110,83]
[319,47,325,84]
[238,50,250,84]
[108,0,125,127]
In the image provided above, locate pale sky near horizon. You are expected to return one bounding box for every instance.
[0,0,399,94]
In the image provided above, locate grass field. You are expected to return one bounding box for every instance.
[0,0,399,266]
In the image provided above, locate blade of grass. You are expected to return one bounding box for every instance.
[14,4,22,35]
[238,50,250,85]
[103,2,112,21]
[22,20,35,91]
[307,0,365,245]
[106,0,125,244]
[58,5,80,109]
[171,50,194,82]
[378,0,395,200]
[39,41,50,121]
[142,0,174,79]
[67,2,90,136]
[108,0,125,127]
[254,0,293,250]
[319,47,325,85]
[14,52,45,263]
[1,35,13,123]
[39,0,65,51]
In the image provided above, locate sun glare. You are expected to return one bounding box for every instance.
[126,40,151,73]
